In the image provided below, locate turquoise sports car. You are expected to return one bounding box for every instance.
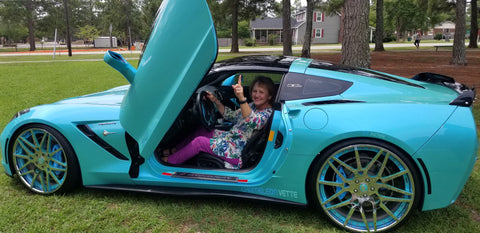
[1,0,477,232]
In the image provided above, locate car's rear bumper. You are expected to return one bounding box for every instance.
[414,105,478,211]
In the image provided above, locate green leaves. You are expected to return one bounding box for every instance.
[75,25,99,43]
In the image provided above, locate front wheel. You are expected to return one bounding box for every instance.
[308,139,421,232]
[10,124,81,194]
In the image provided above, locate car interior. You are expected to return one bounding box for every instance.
[154,71,284,170]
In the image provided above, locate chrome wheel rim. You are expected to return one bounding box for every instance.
[316,144,415,232]
[12,128,68,194]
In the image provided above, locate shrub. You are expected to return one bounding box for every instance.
[238,21,251,39]
[217,30,231,38]
[268,34,279,45]
[383,35,396,42]
[244,38,255,47]
[244,38,256,47]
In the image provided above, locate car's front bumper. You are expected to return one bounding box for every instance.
[1,126,14,177]
[1,108,35,177]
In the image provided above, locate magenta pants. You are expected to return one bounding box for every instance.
[166,127,240,166]
[167,127,215,164]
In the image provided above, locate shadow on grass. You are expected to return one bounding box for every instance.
[78,187,332,230]
[2,171,480,232]
[1,174,332,232]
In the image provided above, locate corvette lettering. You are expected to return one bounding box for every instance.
[241,187,298,199]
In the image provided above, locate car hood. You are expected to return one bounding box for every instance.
[118,0,217,156]
[56,85,129,106]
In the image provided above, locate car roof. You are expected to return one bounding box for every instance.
[203,55,295,85]
[211,55,295,72]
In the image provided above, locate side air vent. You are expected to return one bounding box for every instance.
[303,100,364,106]
[77,124,129,161]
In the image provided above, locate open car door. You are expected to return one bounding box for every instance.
[119,0,217,167]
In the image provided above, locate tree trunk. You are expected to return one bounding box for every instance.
[63,0,72,56]
[468,0,478,48]
[282,0,292,56]
[25,0,36,51]
[451,0,467,65]
[125,0,132,50]
[374,0,385,51]
[395,18,401,42]
[301,0,314,58]
[230,0,239,53]
[341,0,371,68]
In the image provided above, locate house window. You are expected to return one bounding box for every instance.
[296,13,305,22]
[314,28,324,38]
[314,11,324,22]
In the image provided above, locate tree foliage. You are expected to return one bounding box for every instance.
[0,0,38,50]
[0,0,468,57]
[380,0,454,41]
[0,0,157,50]
[139,0,163,39]
[221,0,276,52]
[384,0,420,41]
[0,1,29,43]
[75,25,99,43]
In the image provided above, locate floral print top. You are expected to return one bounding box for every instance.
[210,103,272,169]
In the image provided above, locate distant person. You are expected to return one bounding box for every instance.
[413,32,421,49]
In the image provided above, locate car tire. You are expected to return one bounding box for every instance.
[307,138,421,232]
[10,124,81,194]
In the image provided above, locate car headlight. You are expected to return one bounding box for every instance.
[11,108,30,121]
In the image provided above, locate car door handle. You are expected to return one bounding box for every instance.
[274,131,283,149]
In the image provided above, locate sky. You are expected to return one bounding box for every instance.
[276,0,307,7]
[292,0,307,6]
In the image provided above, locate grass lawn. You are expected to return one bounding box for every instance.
[0,54,479,232]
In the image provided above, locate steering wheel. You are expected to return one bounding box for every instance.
[195,86,220,129]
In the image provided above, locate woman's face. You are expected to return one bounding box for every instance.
[251,83,271,109]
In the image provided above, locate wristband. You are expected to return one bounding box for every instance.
[238,99,248,104]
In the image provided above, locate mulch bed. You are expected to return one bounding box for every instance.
[311,50,480,87]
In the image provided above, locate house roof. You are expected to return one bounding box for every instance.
[434,21,455,29]
[293,8,341,17]
[250,17,303,30]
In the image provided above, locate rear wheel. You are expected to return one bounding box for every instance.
[308,139,421,232]
[10,124,81,194]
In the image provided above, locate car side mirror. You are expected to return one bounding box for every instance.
[221,75,236,86]
[104,50,137,84]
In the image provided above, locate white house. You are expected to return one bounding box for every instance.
[250,9,342,45]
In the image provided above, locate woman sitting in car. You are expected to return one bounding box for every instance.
[161,75,275,169]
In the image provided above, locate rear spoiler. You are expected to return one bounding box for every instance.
[412,72,475,107]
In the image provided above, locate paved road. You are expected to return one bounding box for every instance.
[0,42,456,57]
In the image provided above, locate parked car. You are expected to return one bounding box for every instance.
[1,0,477,232]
